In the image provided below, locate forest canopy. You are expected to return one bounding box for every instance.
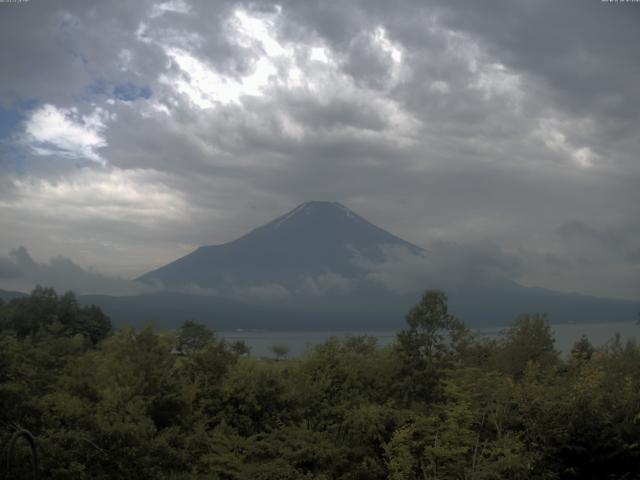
[1,287,639,479]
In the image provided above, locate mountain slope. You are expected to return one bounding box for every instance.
[0,288,28,302]
[4,197,638,330]
[115,201,640,329]
[138,201,422,290]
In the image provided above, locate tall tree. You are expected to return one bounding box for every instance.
[176,319,214,354]
[496,314,558,378]
[396,290,468,405]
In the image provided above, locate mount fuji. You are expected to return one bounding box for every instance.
[77,201,639,330]
[138,201,421,293]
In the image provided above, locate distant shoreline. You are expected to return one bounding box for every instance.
[217,320,639,358]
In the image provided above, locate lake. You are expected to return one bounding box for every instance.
[219,321,639,359]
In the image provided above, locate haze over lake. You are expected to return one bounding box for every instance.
[220,321,640,359]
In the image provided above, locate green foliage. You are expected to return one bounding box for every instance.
[396,290,469,404]
[176,319,214,354]
[493,313,559,378]
[230,340,251,357]
[385,383,531,480]
[0,287,638,479]
[0,286,111,346]
[221,358,296,436]
[270,344,290,360]
[570,335,595,363]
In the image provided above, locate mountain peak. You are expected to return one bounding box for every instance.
[271,201,355,228]
[138,201,424,289]
[293,201,355,216]
[299,200,347,208]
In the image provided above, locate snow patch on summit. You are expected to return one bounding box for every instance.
[337,203,355,218]
[273,201,357,228]
[273,203,307,228]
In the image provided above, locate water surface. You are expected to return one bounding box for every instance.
[219,321,639,358]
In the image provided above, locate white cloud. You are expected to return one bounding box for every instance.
[371,26,404,86]
[156,7,296,107]
[5,167,188,225]
[161,45,281,107]
[353,242,525,294]
[310,46,330,63]
[151,0,191,18]
[472,62,523,106]
[232,7,288,58]
[0,166,196,277]
[353,245,434,294]
[429,81,451,94]
[297,271,354,297]
[233,283,291,302]
[24,104,110,164]
[534,117,600,167]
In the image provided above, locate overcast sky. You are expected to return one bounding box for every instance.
[0,0,638,299]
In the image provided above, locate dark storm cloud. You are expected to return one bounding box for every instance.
[431,1,640,114]
[342,31,399,90]
[282,95,391,132]
[556,219,640,264]
[425,0,640,170]
[0,0,165,105]
[0,0,638,299]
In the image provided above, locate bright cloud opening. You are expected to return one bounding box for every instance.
[24,104,109,164]
[151,0,191,18]
[158,7,297,107]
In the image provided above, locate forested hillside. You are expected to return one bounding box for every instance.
[1,287,639,479]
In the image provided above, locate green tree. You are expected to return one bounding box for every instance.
[176,319,214,354]
[570,335,595,363]
[0,287,110,346]
[396,290,468,404]
[386,384,531,480]
[222,359,296,436]
[176,335,238,419]
[231,340,251,356]
[495,314,558,378]
[78,304,112,346]
[271,344,290,361]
